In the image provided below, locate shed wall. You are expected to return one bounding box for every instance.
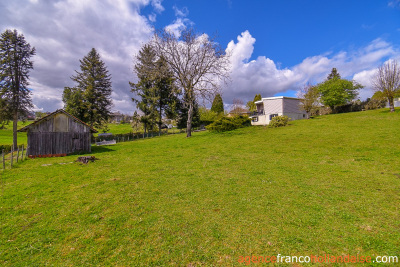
[27,132,91,156]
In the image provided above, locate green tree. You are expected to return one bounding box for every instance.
[130,44,178,134]
[298,84,320,118]
[0,29,35,149]
[63,48,113,129]
[318,70,362,112]
[153,56,179,134]
[211,93,224,114]
[177,92,200,129]
[327,68,341,80]
[246,94,261,112]
[199,107,219,126]
[371,60,400,112]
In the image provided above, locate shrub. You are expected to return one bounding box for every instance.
[364,99,386,110]
[268,115,290,128]
[0,144,12,153]
[206,115,251,132]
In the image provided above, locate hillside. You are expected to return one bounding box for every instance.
[1,109,399,265]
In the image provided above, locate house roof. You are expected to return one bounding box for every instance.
[18,109,98,133]
[255,96,300,104]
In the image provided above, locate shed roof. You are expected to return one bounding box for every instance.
[18,109,98,133]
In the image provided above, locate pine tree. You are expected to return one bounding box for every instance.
[211,94,224,114]
[130,45,178,134]
[246,94,261,112]
[130,44,158,133]
[63,48,113,129]
[327,68,341,80]
[0,29,35,149]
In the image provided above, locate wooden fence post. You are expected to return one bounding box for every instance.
[10,146,13,168]
[17,146,20,163]
[21,145,24,161]
[2,149,4,170]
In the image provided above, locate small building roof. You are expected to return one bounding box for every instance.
[254,96,300,104]
[18,109,98,133]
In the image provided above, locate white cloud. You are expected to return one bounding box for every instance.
[224,31,400,103]
[164,17,194,37]
[164,5,193,37]
[173,6,189,17]
[151,0,165,13]
[0,0,160,114]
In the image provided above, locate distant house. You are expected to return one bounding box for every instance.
[386,97,400,108]
[250,96,307,126]
[110,112,124,123]
[18,109,97,157]
[227,107,251,117]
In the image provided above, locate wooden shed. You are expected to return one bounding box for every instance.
[18,109,97,157]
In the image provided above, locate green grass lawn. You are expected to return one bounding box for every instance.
[1,109,399,266]
[0,121,31,146]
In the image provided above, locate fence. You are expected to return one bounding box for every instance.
[92,127,205,144]
[2,145,27,170]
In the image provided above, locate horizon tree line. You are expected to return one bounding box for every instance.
[1,27,400,149]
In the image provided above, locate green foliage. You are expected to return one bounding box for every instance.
[0,144,12,153]
[318,77,363,110]
[206,115,251,132]
[299,84,320,117]
[268,115,290,128]
[365,98,386,110]
[63,48,113,129]
[210,94,224,114]
[130,45,178,133]
[199,107,224,126]
[246,94,262,112]
[177,92,200,129]
[0,29,35,148]
[327,67,341,80]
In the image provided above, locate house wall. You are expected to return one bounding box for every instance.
[251,97,306,126]
[263,98,283,114]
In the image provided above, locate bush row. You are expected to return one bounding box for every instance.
[206,115,251,132]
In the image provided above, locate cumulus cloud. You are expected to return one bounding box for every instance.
[165,5,193,37]
[0,0,161,114]
[224,31,399,103]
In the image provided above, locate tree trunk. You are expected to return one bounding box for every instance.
[13,111,18,150]
[186,102,193,138]
[159,105,162,136]
[388,97,395,112]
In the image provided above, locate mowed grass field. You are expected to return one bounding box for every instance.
[1,109,399,266]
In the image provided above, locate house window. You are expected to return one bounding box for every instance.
[252,117,258,122]
[269,114,278,120]
[303,114,306,118]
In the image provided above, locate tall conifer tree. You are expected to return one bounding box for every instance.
[63,48,113,129]
[0,29,35,149]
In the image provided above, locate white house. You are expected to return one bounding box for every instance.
[250,96,307,126]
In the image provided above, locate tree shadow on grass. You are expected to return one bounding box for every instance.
[379,108,399,114]
[89,145,116,154]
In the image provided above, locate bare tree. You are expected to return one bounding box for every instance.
[372,60,400,112]
[297,83,320,118]
[230,98,247,115]
[152,28,230,137]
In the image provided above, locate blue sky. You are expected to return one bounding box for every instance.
[0,0,399,113]
[151,0,399,65]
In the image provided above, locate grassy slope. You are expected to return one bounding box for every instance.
[1,109,399,266]
[0,121,31,146]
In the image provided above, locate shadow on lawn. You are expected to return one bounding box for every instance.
[90,145,115,154]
